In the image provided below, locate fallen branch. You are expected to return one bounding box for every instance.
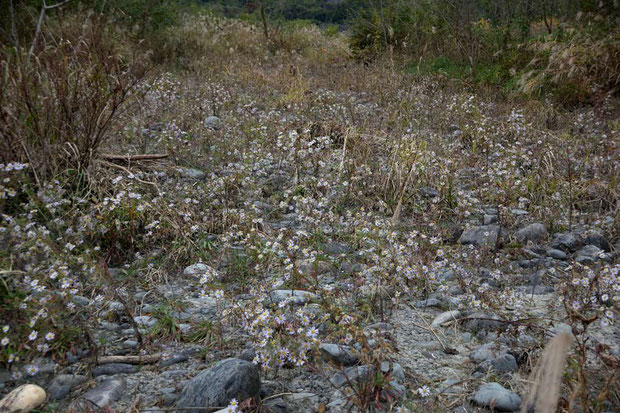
[98,354,161,365]
[100,153,169,161]
[96,160,160,193]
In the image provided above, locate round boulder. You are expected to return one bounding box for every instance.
[175,358,260,413]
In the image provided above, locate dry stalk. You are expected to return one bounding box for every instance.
[520,332,573,413]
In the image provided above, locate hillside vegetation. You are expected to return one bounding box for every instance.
[0,1,618,413]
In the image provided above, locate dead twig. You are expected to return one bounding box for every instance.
[98,354,161,365]
[101,153,169,161]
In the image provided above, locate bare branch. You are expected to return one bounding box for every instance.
[28,0,71,60]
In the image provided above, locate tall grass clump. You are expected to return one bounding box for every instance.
[518,13,620,104]
[0,13,148,190]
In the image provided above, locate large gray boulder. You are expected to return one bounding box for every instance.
[175,358,260,413]
[471,382,521,411]
[459,225,500,247]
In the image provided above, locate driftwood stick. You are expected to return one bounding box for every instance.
[101,153,169,161]
[98,354,161,365]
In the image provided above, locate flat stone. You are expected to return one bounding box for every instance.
[414,297,442,308]
[551,232,581,252]
[283,393,319,413]
[175,358,260,413]
[462,312,503,332]
[297,259,331,276]
[459,225,500,247]
[514,223,547,244]
[471,382,521,412]
[176,167,206,180]
[160,354,188,368]
[469,343,504,363]
[123,340,139,349]
[583,229,610,251]
[319,344,359,366]
[380,361,404,382]
[575,245,602,265]
[419,187,439,198]
[48,374,87,401]
[92,363,137,377]
[330,365,373,388]
[81,379,125,409]
[134,316,157,328]
[431,310,461,328]
[159,387,178,406]
[323,242,353,256]
[204,116,223,130]
[268,290,318,306]
[547,249,567,260]
[483,214,498,225]
[478,354,518,373]
[161,369,187,380]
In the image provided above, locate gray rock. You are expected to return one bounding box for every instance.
[238,348,256,362]
[108,301,125,313]
[431,310,461,328]
[380,361,405,382]
[183,262,208,276]
[471,382,521,412]
[459,225,500,247]
[514,223,547,244]
[575,245,602,265]
[48,374,87,400]
[510,208,529,216]
[462,312,503,332]
[204,116,223,130]
[297,260,331,276]
[81,378,125,409]
[323,242,352,256]
[123,340,139,349]
[175,358,260,413]
[319,344,359,366]
[483,214,498,225]
[161,369,187,380]
[547,249,567,260]
[268,290,317,306]
[160,354,188,368]
[134,316,157,328]
[283,393,319,413]
[176,167,206,180]
[469,343,504,363]
[366,322,394,332]
[330,365,373,388]
[419,187,439,198]
[414,297,442,308]
[583,229,610,251]
[262,398,287,413]
[516,285,555,295]
[100,321,121,331]
[551,232,581,252]
[92,363,138,377]
[71,295,90,307]
[439,268,456,281]
[160,387,179,406]
[478,354,518,373]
